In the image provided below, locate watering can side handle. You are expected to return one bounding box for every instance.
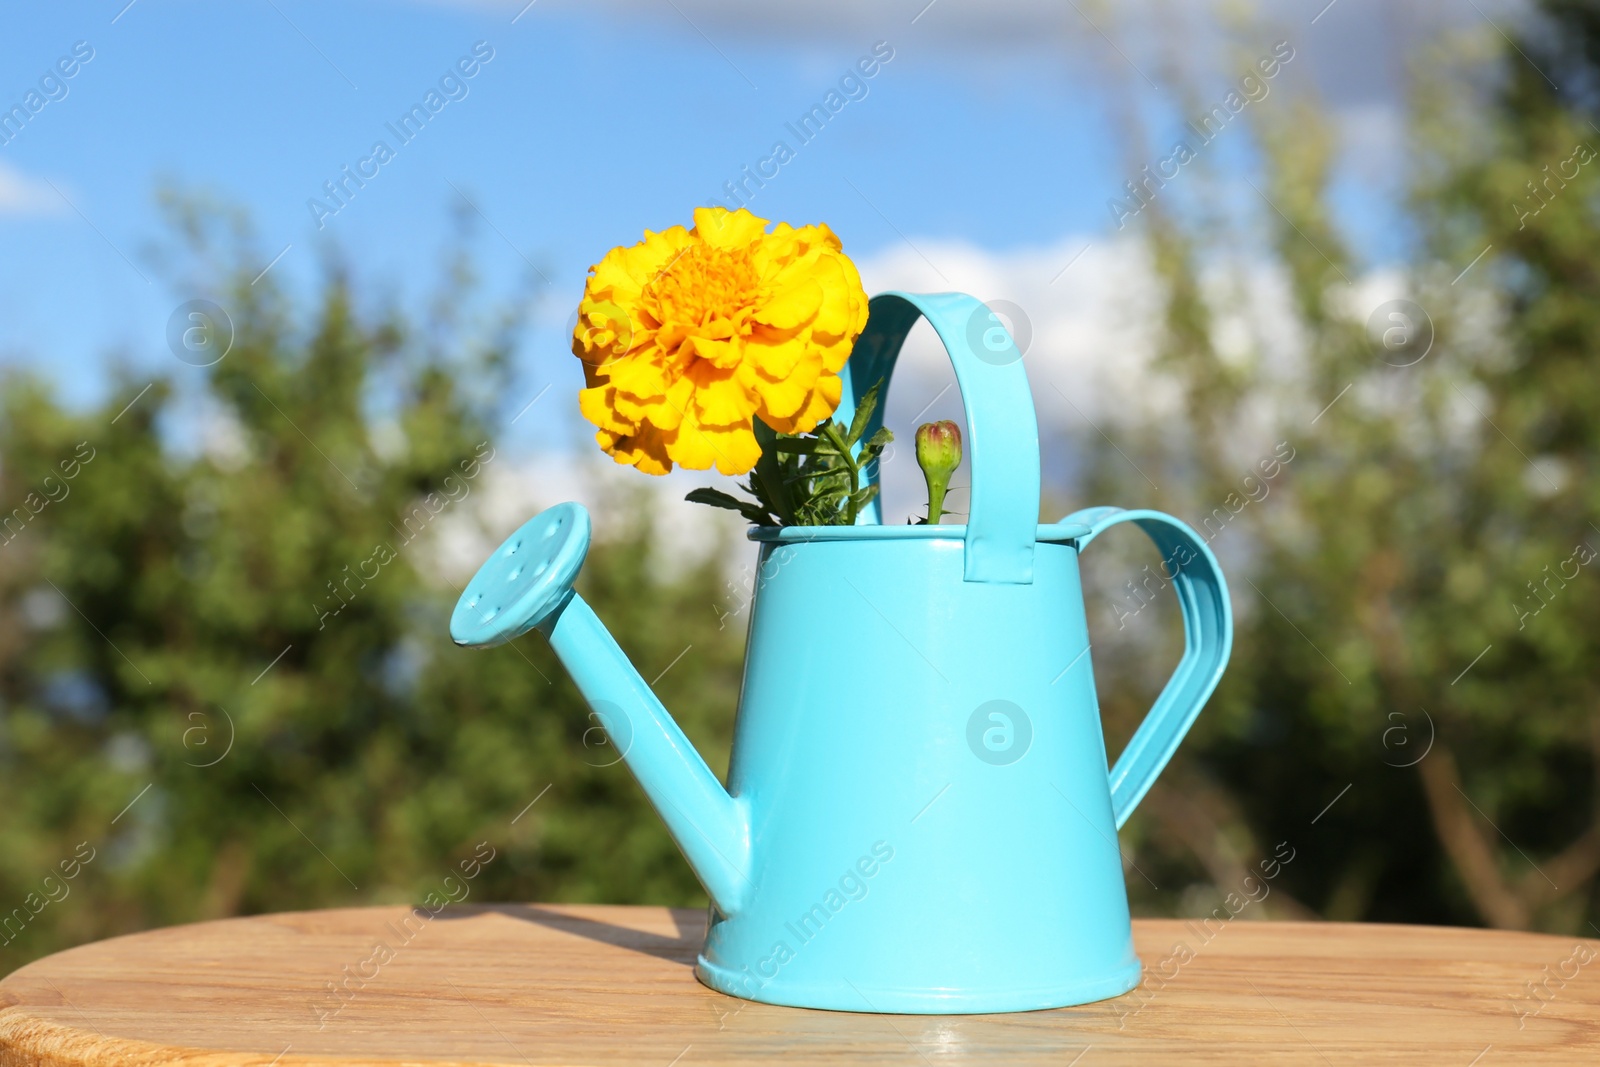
[1061,506,1234,830]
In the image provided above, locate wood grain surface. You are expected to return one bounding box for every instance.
[1,904,1597,1065]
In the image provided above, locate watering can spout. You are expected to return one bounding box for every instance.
[449,502,752,916]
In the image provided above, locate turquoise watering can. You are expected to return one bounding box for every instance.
[450,292,1232,1014]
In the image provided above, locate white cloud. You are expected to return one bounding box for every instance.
[433,232,1179,575]
[847,231,1332,520]
[854,231,1172,426]
[437,217,1443,586]
[429,450,748,586]
[0,162,62,216]
[425,0,1511,102]
[847,231,1164,518]
[444,229,1317,556]
[431,0,1086,48]
[1335,102,1409,187]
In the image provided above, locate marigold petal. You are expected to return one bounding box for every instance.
[763,372,842,435]
[652,376,694,431]
[612,389,654,423]
[752,355,822,421]
[662,408,717,471]
[574,207,866,472]
[805,260,858,341]
[579,385,634,435]
[607,356,672,399]
[702,423,763,475]
[755,278,823,330]
[750,224,801,273]
[653,323,690,358]
[608,425,674,475]
[693,207,769,250]
[684,334,742,369]
[685,364,754,424]
[746,335,810,379]
[821,336,854,374]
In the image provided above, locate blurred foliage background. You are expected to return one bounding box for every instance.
[3,1,1600,966]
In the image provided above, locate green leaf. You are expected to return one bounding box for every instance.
[684,487,745,511]
[684,376,894,528]
[685,487,774,526]
[751,419,797,525]
[847,380,883,446]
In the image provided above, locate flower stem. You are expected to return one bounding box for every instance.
[822,423,861,525]
[926,477,948,525]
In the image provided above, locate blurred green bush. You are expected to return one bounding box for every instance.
[0,201,745,965]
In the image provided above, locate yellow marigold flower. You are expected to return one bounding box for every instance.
[572,207,870,476]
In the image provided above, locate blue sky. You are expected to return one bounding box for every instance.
[0,0,1429,450]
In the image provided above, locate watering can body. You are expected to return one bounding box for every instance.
[702,528,1139,1011]
[451,292,1233,1014]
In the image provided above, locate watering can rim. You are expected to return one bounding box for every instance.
[746,521,1093,544]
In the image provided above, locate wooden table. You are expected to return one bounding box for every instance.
[1,904,1597,1065]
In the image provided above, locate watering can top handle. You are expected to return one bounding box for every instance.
[836,291,1041,585]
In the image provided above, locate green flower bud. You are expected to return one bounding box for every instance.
[915,420,962,524]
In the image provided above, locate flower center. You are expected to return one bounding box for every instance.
[645,244,759,330]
